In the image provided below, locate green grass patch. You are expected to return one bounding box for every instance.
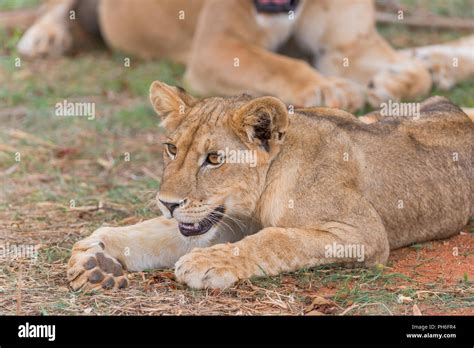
[0,0,39,11]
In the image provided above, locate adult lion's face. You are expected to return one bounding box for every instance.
[149,81,288,240]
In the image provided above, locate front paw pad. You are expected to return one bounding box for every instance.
[67,242,128,291]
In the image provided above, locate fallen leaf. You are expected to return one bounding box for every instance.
[145,271,177,291]
[309,296,333,306]
[305,295,337,314]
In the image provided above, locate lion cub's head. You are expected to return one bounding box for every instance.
[150,81,288,240]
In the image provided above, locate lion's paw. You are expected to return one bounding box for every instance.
[67,238,128,291]
[302,77,365,112]
[17,10,73,58]
[367,62,431,107]
[402,47,474,91]
[175,245,242,289]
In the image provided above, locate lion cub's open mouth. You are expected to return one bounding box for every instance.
[178,206,225,237]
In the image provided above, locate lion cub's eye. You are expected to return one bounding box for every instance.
[164,143,177,159]
[204,152,224,167]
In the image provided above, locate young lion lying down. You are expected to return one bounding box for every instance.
[67,82,473,290]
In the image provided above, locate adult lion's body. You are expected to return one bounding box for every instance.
[67,83,473,290]
[21,0,474,111]
[99,0,204,64]
[15,0,474,110]
[97,0,427,109]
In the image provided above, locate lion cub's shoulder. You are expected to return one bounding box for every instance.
[418,96,468,119]
[359,96,472,124]
[295,107,357,120]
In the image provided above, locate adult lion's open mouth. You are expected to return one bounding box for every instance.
[178,206,226,237]
[253,0,300,14]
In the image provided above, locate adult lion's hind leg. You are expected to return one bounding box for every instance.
[400,35,474,91]
[17,0,76,58]
[67,216,190,291]
[338,33,433,107]
[17,0,101,58]
[300,0,432,107]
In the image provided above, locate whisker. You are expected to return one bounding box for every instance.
[217,210,252,229]
[208,215,237,235]
[212,211,248,236]
[208,214,241,239]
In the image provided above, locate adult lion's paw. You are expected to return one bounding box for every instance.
[402,47,474,91]
[367,61,432,107]
[421,53,458,90]
[302,77,365,112]
[17,5,73,58]
[67,238,128,291]
[175,244,244,289]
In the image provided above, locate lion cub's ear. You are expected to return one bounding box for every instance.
[232,97,289,152]
[149,81,197,131]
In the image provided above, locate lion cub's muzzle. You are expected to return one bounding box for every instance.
[177,206,226,237]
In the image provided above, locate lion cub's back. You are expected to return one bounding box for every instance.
[358,97,473,248]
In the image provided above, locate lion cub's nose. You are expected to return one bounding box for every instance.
[159,199,183,217]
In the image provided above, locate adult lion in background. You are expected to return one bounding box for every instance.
[66,81,473,290]
[12,0,474,111]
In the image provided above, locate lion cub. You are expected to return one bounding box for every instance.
[67,82,473,290]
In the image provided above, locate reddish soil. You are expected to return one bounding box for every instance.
[390,233,473,286]
[389,231,473,315]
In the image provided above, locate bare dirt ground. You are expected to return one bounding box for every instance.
[0,0,473,315]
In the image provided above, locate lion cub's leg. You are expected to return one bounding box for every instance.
[400,35,474,90]
[175,224,390,289]
[67,217,201,290]
[17,0,76,58]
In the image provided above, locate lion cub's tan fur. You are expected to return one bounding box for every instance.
[67,82,473,290]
